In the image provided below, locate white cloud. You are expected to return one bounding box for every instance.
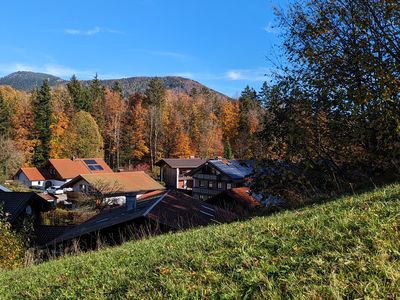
[0,63,96,79]
[225,68,270,81]
[129,49,189,60]
[264,22,280,34]
[226,71,242,80]
[64,26,121,36]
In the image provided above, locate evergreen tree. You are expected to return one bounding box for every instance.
[111,81,123,98]
[258,81,270,108]
[89,74,106,134]
[144,78,166,170]
[223,139,233,159]
[144,78,166,107]
[238,86,258,134]
[67,74,91,112]
[32,80,52,166]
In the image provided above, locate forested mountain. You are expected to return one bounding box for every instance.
[0,71,65,91]
[0,71,230,100]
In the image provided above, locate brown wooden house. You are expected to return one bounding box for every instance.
[156,158,207,190]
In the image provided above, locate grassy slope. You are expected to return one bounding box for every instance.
[0,184,399,299]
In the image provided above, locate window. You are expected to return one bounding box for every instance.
[217,182,222,189]
[199,194,204,200]
[200,180,205,187]
[227,183,232,190]
[208,181,213,188]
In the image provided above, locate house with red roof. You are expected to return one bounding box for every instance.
[14,167,47,189]
[14,158,113,189]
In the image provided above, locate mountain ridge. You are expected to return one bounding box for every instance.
[0,71,230,99]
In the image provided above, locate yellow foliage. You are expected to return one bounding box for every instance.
[0,216,25,270]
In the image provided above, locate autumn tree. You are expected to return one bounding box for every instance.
[0,93,11,136]
[0,136,24,179]
[172,131,192,158]
[121,93,149,167]
[60,111,103,158]
[49,112,69,159]
[221,99,239,152]
[271,0,400,168]
[8,89,37,165]
[104,89,125,169]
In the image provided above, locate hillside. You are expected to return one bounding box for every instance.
[0,71,230,100]
[88,76,229,99]
[0,71,65,90]
[0,184,398,299]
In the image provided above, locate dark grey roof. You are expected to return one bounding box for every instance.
[0,192,52,223]
[156,158,207,169]
[46,197,160,245]
[187,159,254,180]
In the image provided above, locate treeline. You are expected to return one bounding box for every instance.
[0,75,266,177]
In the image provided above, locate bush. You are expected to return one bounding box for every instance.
[0,210,25,271]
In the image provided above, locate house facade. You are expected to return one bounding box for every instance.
[187,159,254,201]
[156,158,207,190]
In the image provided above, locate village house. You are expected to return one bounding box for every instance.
[14,167,47,189]
[61,171,165,206]
[42,190,235,248]
[187,159,254,201]
[14,158,113,189]
[156,158,207,190]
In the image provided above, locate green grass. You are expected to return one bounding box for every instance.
[0,184,399,299]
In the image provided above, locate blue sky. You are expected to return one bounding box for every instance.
[0,0,288,97]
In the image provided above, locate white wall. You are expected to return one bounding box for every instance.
[18,173,45,188]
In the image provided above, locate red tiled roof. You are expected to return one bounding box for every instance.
[224,187,262,208]
[62,171,165,194]
[138,190,166,201]
[19,167,47,181]
[47,158,113,180]
[147,190,236,229]
[206,187,262,215]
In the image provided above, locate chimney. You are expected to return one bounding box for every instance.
[126,194,137,211]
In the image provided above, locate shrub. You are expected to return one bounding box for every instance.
[0,209,25,270]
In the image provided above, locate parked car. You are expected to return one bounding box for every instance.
[46,186,64,195]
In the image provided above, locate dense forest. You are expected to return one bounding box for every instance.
[0,75,265,177]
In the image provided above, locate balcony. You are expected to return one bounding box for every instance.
[192,187,222,196]
[194,174,218,180]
